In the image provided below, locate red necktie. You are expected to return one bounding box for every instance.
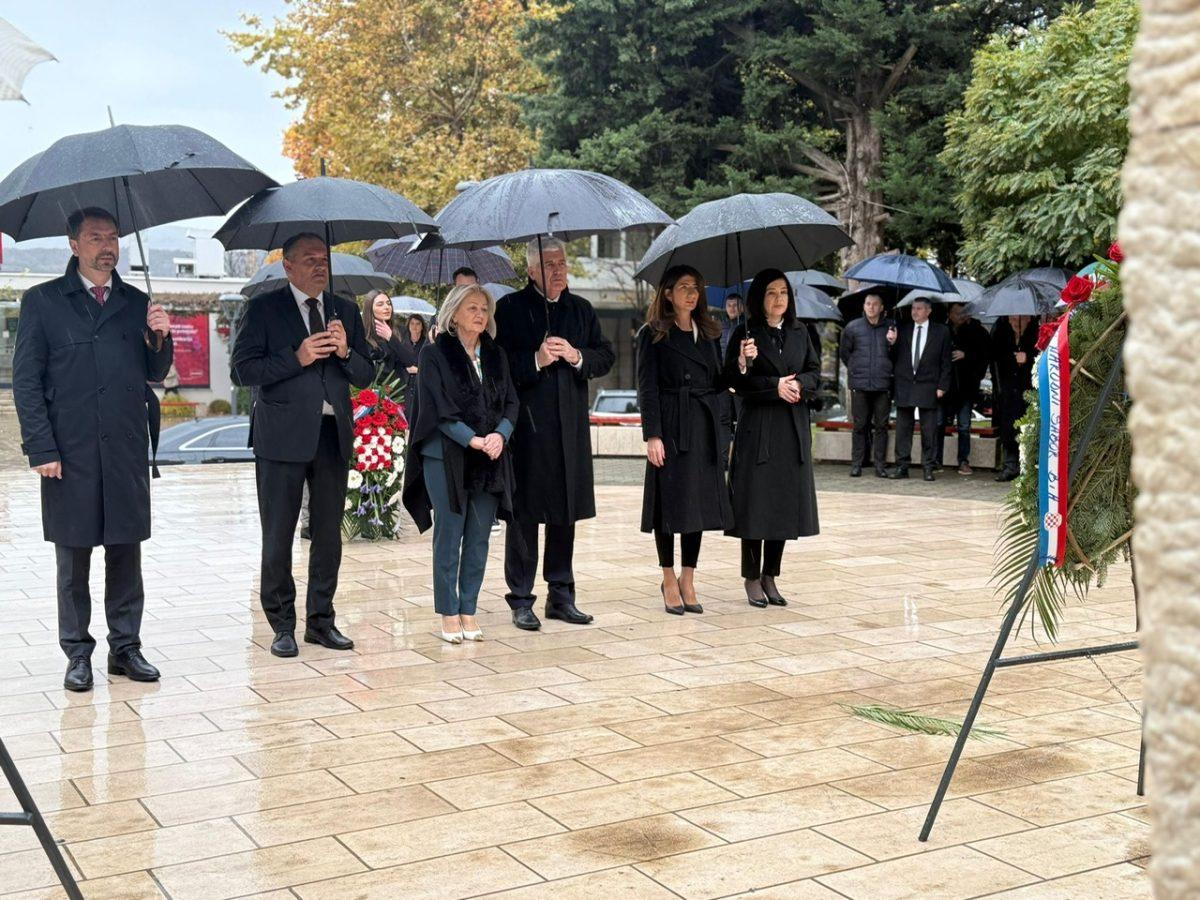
[91,286,107,307]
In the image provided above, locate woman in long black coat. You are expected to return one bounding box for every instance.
[724,268,820,609]
[991,314,1038,481]
[637,265,734,615]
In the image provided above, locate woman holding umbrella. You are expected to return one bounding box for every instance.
[637,265,734,615]
[724,269,821,608]
[991,313,1039,481]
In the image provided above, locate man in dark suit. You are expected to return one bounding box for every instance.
[231,233,373,657]
[13,207,173,692]
[888,297,952,482]
[494,237,615,631]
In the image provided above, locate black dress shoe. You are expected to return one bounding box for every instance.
[64,658,93,692]
[661,583,685,616]
[304,626,354,650]
[924,468,936,482]
[107,649,160,682]
[994,467,1019,482]
[849,465,862,478]
[875,466,888,478]
[761,576,788,607]
[511,607,541,631]
[545,603,594,625]
[887,467,910,479]
[270,632,299,657]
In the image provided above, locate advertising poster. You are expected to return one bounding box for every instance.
[170,313,210,387]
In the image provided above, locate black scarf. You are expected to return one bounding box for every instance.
[435,331,507,492]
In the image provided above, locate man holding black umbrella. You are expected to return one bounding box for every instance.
[495,238,615,630]
[231,233,373,657]
[13,208,173,692]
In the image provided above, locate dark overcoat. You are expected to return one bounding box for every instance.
[636,324,733,534]
[402,332,520,532]
[891,321,953,409]
[948,318,992,408]
[494,282,615,524]
[230,285,373,463]
[723,321,820,541]
[12,258,173,547]
[991,317,1038,398]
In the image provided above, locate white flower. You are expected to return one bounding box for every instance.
[391,436,405,452]
[353,436,363,449]
[347,470,363,489]
[385,470,399,487]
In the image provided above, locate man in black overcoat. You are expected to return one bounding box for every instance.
[494,238,615,631]
[231,233,373,658]
[937,302,992,475]
[12,208,174,692]
[888,297,952,482]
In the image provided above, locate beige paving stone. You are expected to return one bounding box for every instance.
[499,696,664,734]
[504,812,723,880]
[489,725,640,765]
[607,706,769,745]
[529,772,738,829]
[971,812,1152,879]
[485,865,678,898]
[974,771,1147,826]
[701,746,888,797]
[679,783,882,841]
[583,736,760,781]
[638,829,871,899]
[399,715,529,751]
[330,743,518,792]
[815,845,1037,899]
[426,758,614,809]
[987,862,1149,898]
[294,847,542,900]
[69,819,255,880]
[142,770,351,826]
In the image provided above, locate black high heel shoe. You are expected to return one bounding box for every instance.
[761,575,788,607]
[661,582,685,616]
[745,578,768,609]
[679,582,703,614]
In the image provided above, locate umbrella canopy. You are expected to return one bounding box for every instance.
[391,295,437,316]
[844,252,957,294]
[896,279,984,308]
[241,252,392,299]
[214,176,436,250]
[0,18,54,102]
[367,232,516,284]
[837,283,907,321]
[791,283,843,322]
[634,192,851,286]
[435,167,672,249]
[974,273,1063,317]
[482,282,516,300]
[0,124,276,240]
[788,269,846,297]
[969,267,1069,319]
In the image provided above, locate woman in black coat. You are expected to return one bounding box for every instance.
[724,268,821,608]
[359,291,405,382]
[991,314,1038,481]
[637,265,734,615]
[402,285,519,643]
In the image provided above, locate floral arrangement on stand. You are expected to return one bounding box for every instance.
[993,241,1132,640]
[343,377,408,540]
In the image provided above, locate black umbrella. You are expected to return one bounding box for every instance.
[974,273,1063,317]
[367,232,516,285]
[788,269,846,297]
[844,252,957,293]
[241,252,392,299]
[0,123,275,297]
[214,176,436,250]
[790,281,843,322]
[837,283,907,322]
[634,193,851,287]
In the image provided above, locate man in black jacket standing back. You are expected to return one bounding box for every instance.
[231,233,373,657]
[838,293,894,477]
[888,297,952,482]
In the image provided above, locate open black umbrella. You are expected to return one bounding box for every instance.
[367,232,516,285]
[241,252,392,299]
[844,252,957,294]
[790,281,843,322]
[837,283,907,322]
[789,269,846,297]
[634,193,850,287]
[974,273,1063,317]
[0,123,276,297]
[214,176,436,250]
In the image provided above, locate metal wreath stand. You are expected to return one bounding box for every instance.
[0,736,82,897]
[920,347,1144,841]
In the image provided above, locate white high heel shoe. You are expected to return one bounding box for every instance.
[439,630,463,644]
[461,628,484,642]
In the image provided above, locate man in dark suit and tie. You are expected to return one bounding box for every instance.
[888,297,952,482]
[12,208,173,692]
[231,233,373,657]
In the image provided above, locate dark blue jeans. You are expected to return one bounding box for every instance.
[422,453,499,616]
[936,398,974,466]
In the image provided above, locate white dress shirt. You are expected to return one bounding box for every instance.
[78,271,113,303]
[290,283,335,415]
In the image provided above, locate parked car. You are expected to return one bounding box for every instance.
[589,389,640,426]
[154,416,253,465]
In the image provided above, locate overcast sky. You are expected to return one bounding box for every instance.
[2,2,296,246]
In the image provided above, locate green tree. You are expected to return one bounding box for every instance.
[227,0,546,211]
[942,0,1137,281]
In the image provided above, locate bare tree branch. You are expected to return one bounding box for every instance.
[876,43,918,104]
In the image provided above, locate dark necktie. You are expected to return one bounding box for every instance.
[305,297,323,335]
[91,285,107,307]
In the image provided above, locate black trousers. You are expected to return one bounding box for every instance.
[255,417,347,634]
[504,520,575,610]
[56,543,143,660]
[996,390,1027,471]
[894,405,938,470]
[654,530,702,569]
[850,390,890,469]
[741,539,785,579]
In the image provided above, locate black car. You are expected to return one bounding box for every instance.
[154,416,253,465]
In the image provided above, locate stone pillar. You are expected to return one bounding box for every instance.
[1120,1,1200,895]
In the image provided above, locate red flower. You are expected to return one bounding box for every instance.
[1036,317,1064,352]
[395,410,409,431]
[1108,241,1123,263]
[371,412,388,427]
[357,389,379,407]
[1060,275,1093,307]
[381,398,399,416]
[355,461,366,471]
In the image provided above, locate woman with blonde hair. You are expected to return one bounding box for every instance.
[636,264,734,615]
[402,284,519,642]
